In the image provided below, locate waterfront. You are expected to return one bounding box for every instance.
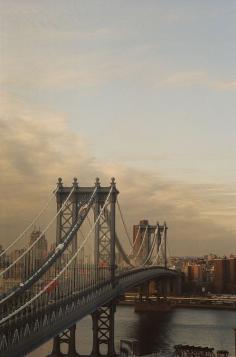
[29,306,236,356]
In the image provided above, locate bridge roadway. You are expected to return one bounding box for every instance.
[0,266,178,357]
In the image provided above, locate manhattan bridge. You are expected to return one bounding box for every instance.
[0,177,180,357]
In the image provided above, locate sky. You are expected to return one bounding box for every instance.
[0,0,236,256]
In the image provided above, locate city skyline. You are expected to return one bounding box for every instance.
[0,1,236,255]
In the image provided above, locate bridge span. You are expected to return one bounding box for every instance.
[0,178,180,357]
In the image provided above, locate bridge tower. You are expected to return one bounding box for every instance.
[157,222,168,268]
[133,220,167,266]
[48,177,118,357]
[135,221,168,301]
[91,177,118,357]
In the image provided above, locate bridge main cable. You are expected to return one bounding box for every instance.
[151,224,166,266]
[139,225,158,266]
[116,198,141,251]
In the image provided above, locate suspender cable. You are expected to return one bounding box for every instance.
[132,225,141,250]
[117,199,141,252]
[131,225,148,260]
[139,225,158,266]
[103,207,133,266]
[151,225,165,266]
[116,199,133,247]
[115,235,133,267]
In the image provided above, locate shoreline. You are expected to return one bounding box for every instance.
[119,298,236,311]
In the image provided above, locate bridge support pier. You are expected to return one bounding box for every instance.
[165,279,171,296]
[157,279,170,297]
[47,325,79,357]
[47,335,64,357]
[173,274,182,296]
[91,303,116,357]
[138,282,150,301]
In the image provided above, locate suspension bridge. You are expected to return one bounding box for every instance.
[0,177,180,357]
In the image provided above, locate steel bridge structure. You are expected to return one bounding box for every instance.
[0,178,179,357]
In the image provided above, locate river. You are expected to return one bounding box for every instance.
[29,306,236,356]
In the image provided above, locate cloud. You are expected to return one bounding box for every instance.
[3,55,235,93]
[162,71,207,86]
[0,52,137,90]
[160,71,236,91]
[215,80,236,91]
[1,13,235,94]
[0,92,236,256]
[1,1,235,96]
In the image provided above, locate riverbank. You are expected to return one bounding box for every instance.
[120,300,236,310]
[119,295,236,311]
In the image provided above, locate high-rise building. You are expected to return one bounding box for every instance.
[183,264,194,282]
[212,257,236,293]
[9,248,26,279]
[25,228,48,277]
[212,258,229,293]
[29,228,48,255]
[193,264,204,282]
[228,257,236,293]
[183,263,204,282]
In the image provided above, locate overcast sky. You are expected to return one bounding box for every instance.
[0,1,236,256]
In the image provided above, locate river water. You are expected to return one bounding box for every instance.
[29,306,236,356]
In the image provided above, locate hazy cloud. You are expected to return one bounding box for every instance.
[0,93,235,256]
[161,71,236,91]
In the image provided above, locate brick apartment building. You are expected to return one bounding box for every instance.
[212,257,236,293]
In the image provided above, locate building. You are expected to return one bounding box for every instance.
[212,258,229,293]
[182,263,205,283]
[25,228,48,277]
[9,248,26,279]
[183,264,194,282]
[228,257,236,293]
[211,257,236,293]
[212,258,226,293]
[29,228,48,255]
[193,264,204,282]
